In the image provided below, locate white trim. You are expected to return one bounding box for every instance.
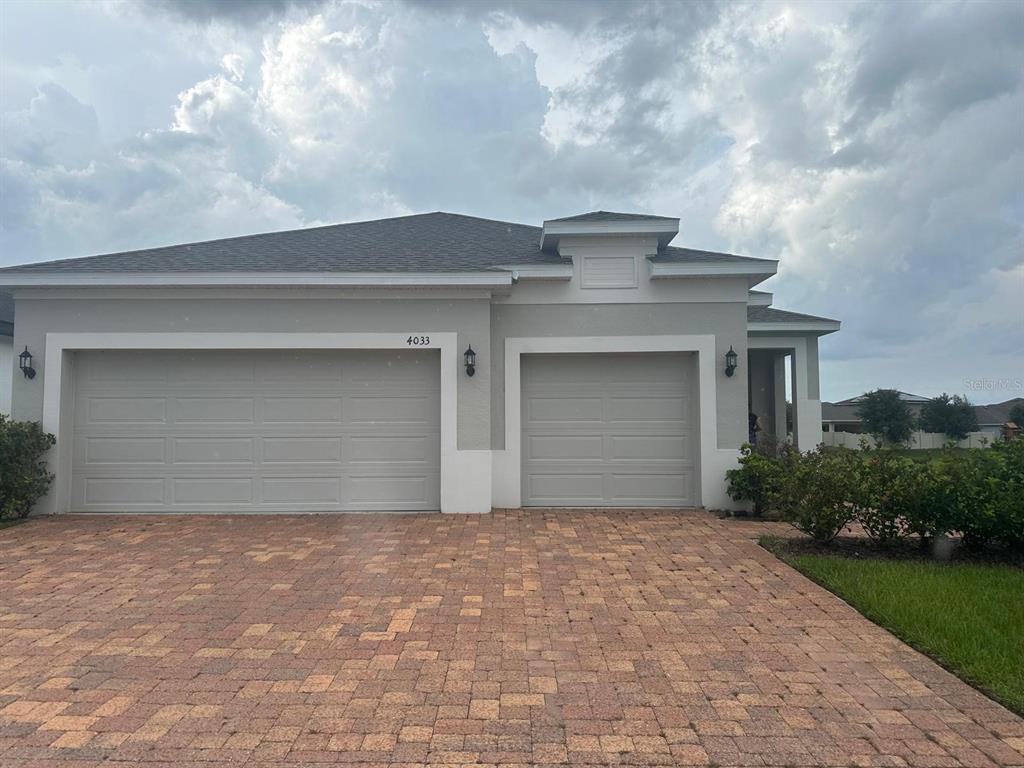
[749,321,840,333]
[649,261,777,279]
[492,335,735,510]
[497,265,573,281]
[747,291,773,307]
[540,218,679,251]
[40,332,491,515]
[0,272,513,289]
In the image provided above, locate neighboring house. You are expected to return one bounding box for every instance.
[974,398,1024,439]
[822,391,1023,446]
[0,291,13,414]
[0,211,839,514]
[821,391,930,434]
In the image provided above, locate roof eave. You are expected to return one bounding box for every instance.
[748,320,842,335]
[0,271,515,289]
[650,260,777,287]
[540,217,680,251]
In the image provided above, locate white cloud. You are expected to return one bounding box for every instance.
[1,0,1021,400]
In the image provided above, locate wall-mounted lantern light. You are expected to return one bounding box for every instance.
[19,346,36,380]
[464,345,477,377]
[724,346,738,378]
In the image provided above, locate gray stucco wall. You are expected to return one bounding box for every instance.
[805,335,820,400]
[489,302,749,450]
[10,294,493,451]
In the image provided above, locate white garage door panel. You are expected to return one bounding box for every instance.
[71,349,440,512]
[522,352,697,507]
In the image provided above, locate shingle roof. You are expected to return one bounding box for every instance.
[0,211,775,276]
[547,211,677,223]
[0,213,561,275]
[974,398,1024,426]
[0,291,13,336]
[656,247,771,265]
[747,306,839,324]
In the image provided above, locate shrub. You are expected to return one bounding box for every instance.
[989,438,1024,550]
[0,415,56,520]
[858,451,916,543]
[726,441,788,516]
[858,450,953,544]
[772,447,866,543]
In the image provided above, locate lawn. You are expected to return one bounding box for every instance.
[778,552,1024,715]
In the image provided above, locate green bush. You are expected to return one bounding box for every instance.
[772,447,866,543]
[939,439,1024,550]
[858,451,916,543]
[858,450,961,544]
[0,415,56,520]
[727,439,1022,551]
[726,441,789,516]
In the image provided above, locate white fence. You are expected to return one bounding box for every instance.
[822,429,998,450]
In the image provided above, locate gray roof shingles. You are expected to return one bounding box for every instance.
[0,211,775,276]
[547,210,678,223]
[747,305,838,324]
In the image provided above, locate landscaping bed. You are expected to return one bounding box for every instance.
[762,535,1024,716]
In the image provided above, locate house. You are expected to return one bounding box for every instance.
[821,391,931,434]
[823,392,1023,439]
[0,211,839,514]
[974,398,1024,439]
[0,291,13,415]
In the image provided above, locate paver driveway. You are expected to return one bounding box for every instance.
[1,511,1021,768]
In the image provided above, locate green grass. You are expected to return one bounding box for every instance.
[782,553,1024,715]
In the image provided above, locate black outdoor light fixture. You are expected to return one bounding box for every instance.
[464,345,477,377]
[724,345,738,378]
[19,346,36,380]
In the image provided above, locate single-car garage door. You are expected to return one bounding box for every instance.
[70,349,440,512]
[521,352,697,507]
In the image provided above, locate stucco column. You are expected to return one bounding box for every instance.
[790,340,822,450]
[773,352,787,443]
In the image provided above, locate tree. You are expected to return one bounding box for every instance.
[1009,401,1024,427]
[918,393,979,440]
[856,389,915,446]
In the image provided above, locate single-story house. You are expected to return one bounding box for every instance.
[0,211,839,514]
[0,291,13,415]
[821,391,930,434]
[823,392,1023,440]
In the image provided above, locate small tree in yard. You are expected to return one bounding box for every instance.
[857,389,915,446]
[0,415,56,520]
[919,393,979,440]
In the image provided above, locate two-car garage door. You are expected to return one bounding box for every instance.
[70,349,440,513]
[521,353,698,507]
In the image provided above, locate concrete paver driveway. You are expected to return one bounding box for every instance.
[1,511,1021,767]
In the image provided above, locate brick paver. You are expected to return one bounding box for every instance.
[0,510,1021,767]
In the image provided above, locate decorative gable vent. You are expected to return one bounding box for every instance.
[580,256,638,289]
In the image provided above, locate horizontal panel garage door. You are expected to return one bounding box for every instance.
[71,349,440,512]
[522,352,697,507]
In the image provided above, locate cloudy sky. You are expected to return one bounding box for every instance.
[1,0,1021,402]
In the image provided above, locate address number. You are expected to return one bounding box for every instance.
[406,335,430,346]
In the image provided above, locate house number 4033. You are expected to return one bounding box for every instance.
[406,335,430,346]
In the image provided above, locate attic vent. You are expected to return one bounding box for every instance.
[580,255,638,289]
